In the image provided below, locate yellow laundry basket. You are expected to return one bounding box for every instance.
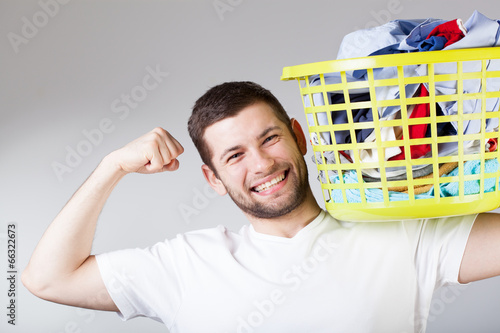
[281,47,500,221]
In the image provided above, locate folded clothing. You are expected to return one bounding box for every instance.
[330,159,500,203]
[433,158,499,197]
[387,162,459,193]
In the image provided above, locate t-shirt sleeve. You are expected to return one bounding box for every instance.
[95,239,186,327]
[410,213,477,289]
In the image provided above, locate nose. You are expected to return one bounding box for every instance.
[252,149,274,173]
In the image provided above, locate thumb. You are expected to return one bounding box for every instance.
[161,158,180,172]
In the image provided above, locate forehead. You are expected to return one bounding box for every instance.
[203,102,285,158]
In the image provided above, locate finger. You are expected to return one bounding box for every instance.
[144,141,165,173]
[139,128,183,173]
[153,136,177,173]
[150,128,182,161]
[163,131,184,159]
[156,133,183,172]
[162,158,180,172]
[151,129,173,167]
[156,138,172,167]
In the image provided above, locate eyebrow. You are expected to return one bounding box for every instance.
[218,125,282,163]
[258,126,281,140]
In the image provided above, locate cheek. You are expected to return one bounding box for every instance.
[277,143,302,161]
[224,164,248,188]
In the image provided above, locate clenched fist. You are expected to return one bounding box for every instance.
[108,127,184,174]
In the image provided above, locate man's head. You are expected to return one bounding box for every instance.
[188,81,314,220]
[188,81,294,174]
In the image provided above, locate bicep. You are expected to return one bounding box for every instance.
[35,255,119,312]
[459,212,500,283]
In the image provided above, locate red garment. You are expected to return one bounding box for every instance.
[389,85,431,161]
[426,18,466,48]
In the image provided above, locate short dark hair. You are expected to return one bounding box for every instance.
[188,81,293,172]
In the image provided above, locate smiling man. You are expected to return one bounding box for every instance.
[22,81,500,332]
[197,97,320,236]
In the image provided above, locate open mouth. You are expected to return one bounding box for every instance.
[251,170,288,193]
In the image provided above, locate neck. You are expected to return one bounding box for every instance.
[247,190,322,238]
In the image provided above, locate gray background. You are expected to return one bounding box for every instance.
[1,0,500,332]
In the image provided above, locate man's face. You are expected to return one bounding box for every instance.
[203,102,310,219]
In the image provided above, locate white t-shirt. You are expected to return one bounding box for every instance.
[95,210,476,333]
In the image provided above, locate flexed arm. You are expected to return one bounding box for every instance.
[22,128,184,311]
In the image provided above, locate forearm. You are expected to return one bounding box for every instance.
[23,153,125,289]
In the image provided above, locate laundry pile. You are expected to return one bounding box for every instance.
[305,11,500,203]
[331,159,500,203]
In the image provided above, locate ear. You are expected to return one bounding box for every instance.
[291,118,307,155]
[201,164,227,196]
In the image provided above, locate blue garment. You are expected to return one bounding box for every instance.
[339,11,500,57]
[336,18,455,120]
[305,91,373,146]
[307,70,420,123]
[330,159,500,203]
[424,104,457,138]
[445,11,500,50]
[497,20,500,43]
[337,19,428,60]
[418,35,448,51]
[418,11,500,136]
[433,159,499,197]
[351,18,445,78]
[400,19,448,50]
[331,170,434,203]
[329,93,373,144]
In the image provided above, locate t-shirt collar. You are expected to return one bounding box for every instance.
[248,210,326,243]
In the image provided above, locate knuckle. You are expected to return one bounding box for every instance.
[150,131,161,139]
[152,127,167,136]
[176,146,185,156]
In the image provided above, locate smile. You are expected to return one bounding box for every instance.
[252,171,287,193]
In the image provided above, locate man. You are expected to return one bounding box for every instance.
[22,81,500,332]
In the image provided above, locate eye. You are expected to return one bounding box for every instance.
[227,152,242,162]
[263,135,278,144]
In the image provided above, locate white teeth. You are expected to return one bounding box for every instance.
[254,173,286,193]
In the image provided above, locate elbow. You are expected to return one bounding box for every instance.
[21,267,38,294]
[21,267,50,299]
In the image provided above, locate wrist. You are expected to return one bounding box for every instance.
[99,152,129,180]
